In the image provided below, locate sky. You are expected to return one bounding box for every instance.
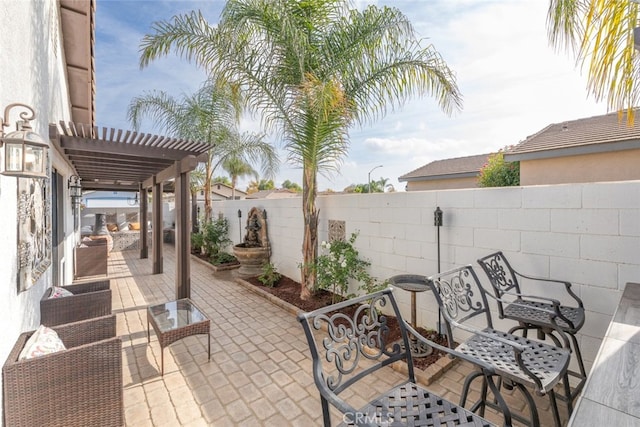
[95,0,608,192]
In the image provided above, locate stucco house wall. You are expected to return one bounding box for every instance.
[519,148,640,185]
[0,1,77,414]
[405,176,479,191]
[217,181,640,376]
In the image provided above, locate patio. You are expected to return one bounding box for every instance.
[112,245,570,426]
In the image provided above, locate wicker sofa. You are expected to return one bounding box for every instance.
[40,280,112,327]
[2,315,123,427]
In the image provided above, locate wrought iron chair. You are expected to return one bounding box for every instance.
[428,266,573,427]
[297,288,511,427]
[477,251,586,401]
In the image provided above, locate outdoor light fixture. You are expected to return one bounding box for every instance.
[434,206,443,227]
[367,164,383,193]
[127,192,139,206]
[0,103,49,178]
[434,206,443,335]
[68,175,82,205]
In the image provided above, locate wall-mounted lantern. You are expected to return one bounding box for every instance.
[0,103,49,178]
[68,175,82,212]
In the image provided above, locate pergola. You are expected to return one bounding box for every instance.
[50,122,211,299]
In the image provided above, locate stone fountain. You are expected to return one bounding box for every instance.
[233,207,270,277]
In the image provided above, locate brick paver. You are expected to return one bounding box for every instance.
[111,247,571,426]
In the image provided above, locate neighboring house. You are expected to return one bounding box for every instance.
[195,183,246,221]
[398,153,491,191]
[246,189,300,199]
[198,182,247,202]
[505,111,640,185]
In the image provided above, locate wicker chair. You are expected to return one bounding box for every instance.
[74,239,108,278]
[298,288,510,427]
[40,279,112,326]
[2,315,123,427]
[477,251,586,402]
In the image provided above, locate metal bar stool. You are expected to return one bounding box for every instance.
[477,251,587,403]
[297,288,509,427]
[428,265,573,427]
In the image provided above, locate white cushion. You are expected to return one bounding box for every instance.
[48,286,73,299]
[18,325,66,360]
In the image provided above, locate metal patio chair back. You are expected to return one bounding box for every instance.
[477,251,586,400]
[428,265,573,427]
[297,288,504,427]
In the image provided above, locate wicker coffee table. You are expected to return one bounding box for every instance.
[147,298,210,375]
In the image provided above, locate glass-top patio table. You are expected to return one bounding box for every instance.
[147,298,210,375]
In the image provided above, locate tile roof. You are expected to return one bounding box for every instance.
[246,189,300,199]
[398,153,491,181]
[505,111,640,160]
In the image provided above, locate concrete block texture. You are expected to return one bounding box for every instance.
[217,181,640,369]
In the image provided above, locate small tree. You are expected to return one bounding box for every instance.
[202,217,232,258]
[313,232,384,304]
[478,152,519,187]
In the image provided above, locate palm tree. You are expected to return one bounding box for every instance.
[128,79,278,220]
[547,0,640,121]
[222,156,258,200]
[128,79,241,221]
[139,0,461,299]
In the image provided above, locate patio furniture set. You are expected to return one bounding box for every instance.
[2,248,585,427]
[298,251,586,427]
[2,279,123,427]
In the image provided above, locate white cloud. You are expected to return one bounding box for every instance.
[95,0,607,193]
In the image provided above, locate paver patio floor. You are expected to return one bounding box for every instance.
[111,246,570,426]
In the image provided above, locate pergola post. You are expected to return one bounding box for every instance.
[139,183,148,259]
[152,177,163,274]
[175,163,191,299]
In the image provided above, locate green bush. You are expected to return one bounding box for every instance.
[191,232,204,253]
[210,251,237,265]
[258,262,282,287]
[478,151,519,187]
[202,217,232,256]
[313,232,384,303]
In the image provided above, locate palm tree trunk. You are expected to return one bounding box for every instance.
[300,164,318,300]
[204,155,212,222]
[231,175,237,200]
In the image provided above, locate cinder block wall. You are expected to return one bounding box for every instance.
[217,180,640,373]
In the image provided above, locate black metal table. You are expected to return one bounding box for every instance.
[388,274,432,357]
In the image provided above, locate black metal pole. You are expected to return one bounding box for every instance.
[434,207,443,336]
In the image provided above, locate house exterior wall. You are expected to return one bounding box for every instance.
[404,175,479,191]
[519,149,640,185]
[218,181,640,375]
[0,0,76,414]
